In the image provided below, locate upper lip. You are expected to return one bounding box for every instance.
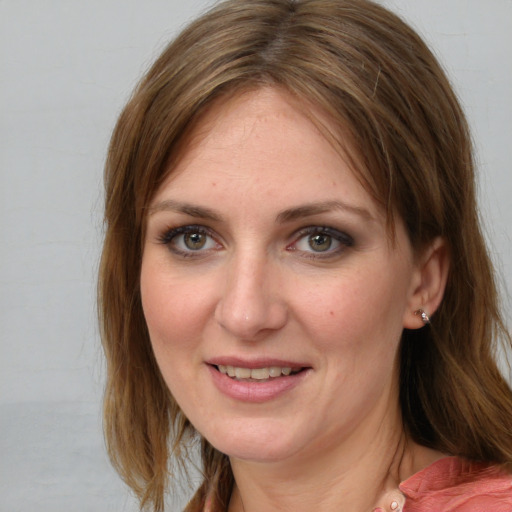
[206,356,310,369]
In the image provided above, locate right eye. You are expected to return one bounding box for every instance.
[158,225,220,256]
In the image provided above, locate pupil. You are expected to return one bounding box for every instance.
[184,232,206,250]
[309,234,331,252]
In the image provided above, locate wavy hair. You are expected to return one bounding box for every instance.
[98,1,512,510]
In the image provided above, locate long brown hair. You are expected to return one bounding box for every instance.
[98,0,512,510]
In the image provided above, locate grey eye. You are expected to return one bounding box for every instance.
[184,232,207,250]
[308,233,333,252]
[292,227,352,256]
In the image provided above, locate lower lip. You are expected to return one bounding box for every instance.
[207,365,309,403]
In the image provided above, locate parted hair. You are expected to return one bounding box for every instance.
[98,0,512,510]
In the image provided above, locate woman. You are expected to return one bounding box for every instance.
[98,0,512,511]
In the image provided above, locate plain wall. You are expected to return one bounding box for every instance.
[1,1,510,510]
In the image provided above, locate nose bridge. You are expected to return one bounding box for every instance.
[215,248,287,339]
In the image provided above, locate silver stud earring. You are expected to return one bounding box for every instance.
[414,309,430,324]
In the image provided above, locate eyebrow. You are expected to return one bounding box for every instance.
[147,199,224,221]
[275,200,375,224]
[149,198,375,224]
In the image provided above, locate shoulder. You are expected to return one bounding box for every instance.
[400,456,512,512]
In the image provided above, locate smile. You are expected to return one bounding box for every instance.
[217,365,302,380]
[208,363,310,402]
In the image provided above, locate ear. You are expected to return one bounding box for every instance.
[403,237,450,329]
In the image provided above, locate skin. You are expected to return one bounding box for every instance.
[140,88,449,511]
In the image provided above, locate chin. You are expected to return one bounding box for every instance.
[218,442,299,464]
[200,418,304,463]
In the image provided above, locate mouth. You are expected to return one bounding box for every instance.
[207,360,311,402]
[215,364,305,381]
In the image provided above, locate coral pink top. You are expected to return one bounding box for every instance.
[202,457,512,511]
[400,456,512,511]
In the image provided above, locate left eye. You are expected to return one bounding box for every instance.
[291,227,353,255]
[297,233,337,252]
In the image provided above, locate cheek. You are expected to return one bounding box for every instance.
[140,261,211,352]
[140,263,210,403]
[293,268,409,355]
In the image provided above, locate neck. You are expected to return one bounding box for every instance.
[227,404,442,512]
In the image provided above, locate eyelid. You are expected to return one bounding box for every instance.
[287,226,354,256]
[157,224,207,243]
[157,224,222,255]
[156,223,353,260]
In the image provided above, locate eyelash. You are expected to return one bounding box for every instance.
[157,225,220,258]
[157,224,354,259]
[287,226,354,259]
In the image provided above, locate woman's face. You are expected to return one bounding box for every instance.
[141,88,422,464]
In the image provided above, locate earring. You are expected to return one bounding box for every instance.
[414,309,430,325]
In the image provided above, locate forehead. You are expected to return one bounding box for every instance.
[153,87,382,221]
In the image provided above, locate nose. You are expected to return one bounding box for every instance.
[214,254,288,340]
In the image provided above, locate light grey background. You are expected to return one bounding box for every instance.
[1,1,510,511]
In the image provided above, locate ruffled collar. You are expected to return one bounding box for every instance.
[202,456,512,511]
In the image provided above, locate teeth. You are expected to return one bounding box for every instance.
[235,367,252,379]
[217,365,297,380]
[269,366,282,377]
[250,368,270,380]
